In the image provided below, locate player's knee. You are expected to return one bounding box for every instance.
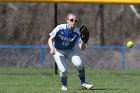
[60,70,68,77]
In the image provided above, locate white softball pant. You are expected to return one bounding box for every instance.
[53,48,84,77]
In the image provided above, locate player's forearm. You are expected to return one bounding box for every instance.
[48,37,54,50]
[79,43,86,50]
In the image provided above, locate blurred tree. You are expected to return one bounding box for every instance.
[96,5,105,46]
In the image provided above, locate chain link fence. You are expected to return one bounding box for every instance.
[0,45,140,75]
[0,3,140,75]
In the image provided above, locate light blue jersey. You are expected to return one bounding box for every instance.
[49,24,81,50]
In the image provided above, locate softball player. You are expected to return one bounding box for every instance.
[48,13,93,90]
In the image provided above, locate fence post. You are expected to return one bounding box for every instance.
[121,47,125,70]
[40,47,44,68]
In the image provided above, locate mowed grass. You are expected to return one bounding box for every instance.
[0,69,140,93]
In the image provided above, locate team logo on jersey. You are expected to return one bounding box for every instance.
[71,35,77,41]
[58,34,77,42]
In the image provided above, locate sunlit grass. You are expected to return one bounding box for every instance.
[0,68,140,93]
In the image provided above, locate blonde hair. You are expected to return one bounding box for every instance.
[66,13,77,20]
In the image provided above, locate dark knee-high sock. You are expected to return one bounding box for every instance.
[78,69,85,84]
[61,77,68,86]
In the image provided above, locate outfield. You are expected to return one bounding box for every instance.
[0,69,140,93]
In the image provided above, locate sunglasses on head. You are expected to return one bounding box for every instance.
[69,19,77,22]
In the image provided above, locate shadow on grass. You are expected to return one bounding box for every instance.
[93,88,118,90]
[77,88,126,90]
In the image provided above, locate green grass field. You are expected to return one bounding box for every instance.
[0,69,140,93]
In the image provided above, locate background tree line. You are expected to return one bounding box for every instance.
[0,3,140,46]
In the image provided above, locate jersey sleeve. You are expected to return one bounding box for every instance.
[49,25,60,38]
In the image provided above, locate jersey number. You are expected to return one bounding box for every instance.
[62,41,69,46]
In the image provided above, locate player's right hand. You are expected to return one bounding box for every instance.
[50,48,55,55]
